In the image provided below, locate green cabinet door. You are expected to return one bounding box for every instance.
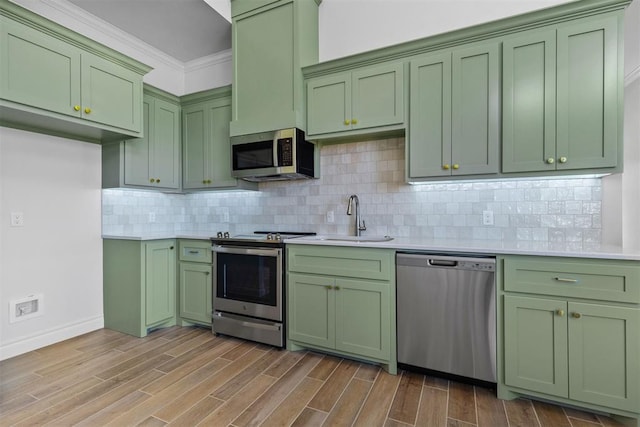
[451,42,499,176]
[335,278,390,361]
[145,240,177,326]
[408,42,498,179]
[306,62,404,138]
[288,273,335,349]
[556,15,619,170]
[409,52,452,178]
[568,302,639,412]
[0,16,81,117]
[504,295,569,397]
[306,72,351,136]
[80,52,142,132]
[183,97,246,190]
[502,29,557,173]
[179,262,213,325]
[123,91,180,189]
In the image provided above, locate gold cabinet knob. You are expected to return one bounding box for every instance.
[74,105,81,111]
[452,164,459,170]
[344,120,350,126]
[150,178,155,183]
[207,179,212,184]
[443,164,450,170]
[351,119,358,125]
[334,286,340,290]
[559,156,567,163]
[325,285,332,290]
[84,107,91,114]
[556,309,565,317]
[156,178,160,183]
[169,246,174,250]
[571,312,581,319]
[546,157,555,164]
[202,180,207,184]
[205,271,210,275]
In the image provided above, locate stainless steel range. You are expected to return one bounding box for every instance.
[210,231,314,347]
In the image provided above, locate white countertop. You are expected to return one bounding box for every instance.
[102,234,640,261]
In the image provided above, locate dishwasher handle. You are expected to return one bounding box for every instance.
[428,259,458,267]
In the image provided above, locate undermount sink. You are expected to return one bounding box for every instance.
[313,235,394,243]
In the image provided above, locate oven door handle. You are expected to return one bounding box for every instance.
[211,245,281,257]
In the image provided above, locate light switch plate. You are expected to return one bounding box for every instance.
[10,212,24,227]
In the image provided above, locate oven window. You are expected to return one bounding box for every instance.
[216,253,278,306]
[233,141,274,170]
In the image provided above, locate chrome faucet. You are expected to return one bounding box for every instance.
[347,194,366,236]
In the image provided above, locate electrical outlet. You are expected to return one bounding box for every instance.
[10,212,24,227]
[222,211,230,223]
[482,210,494,226]
[9,294,43,323]
[148,212,156,223]
[326,210,335,223]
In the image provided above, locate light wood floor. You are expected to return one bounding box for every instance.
[0,326,625,427]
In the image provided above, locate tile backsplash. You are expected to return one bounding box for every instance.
[102,138,602,243]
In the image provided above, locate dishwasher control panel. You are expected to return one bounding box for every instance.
[456,260,495,271]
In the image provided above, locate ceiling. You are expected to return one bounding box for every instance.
[67,0,232,63]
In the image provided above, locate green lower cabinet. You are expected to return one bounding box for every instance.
[178,262,213,325]
[103,239,176,337]
[287,244,396,374]
[501,256,640,425]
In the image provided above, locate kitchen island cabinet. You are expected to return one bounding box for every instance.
[177,239,212,326]
[102,87,181,190]
[287,244,396,374]
[0,2,149,143]
[103,239,176,337]
[502,14,621,174]
[306,62,405,140]
[181,87,256,191]
[499,255,640,426]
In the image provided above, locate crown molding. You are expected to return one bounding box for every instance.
[14,0,185,73]
[626,65,640,86]
[185,49,232,73]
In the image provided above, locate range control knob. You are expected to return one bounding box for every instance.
[223,232,230,238]
[275,233,281,241]
[216,232,223,238]
[266,233,273,240]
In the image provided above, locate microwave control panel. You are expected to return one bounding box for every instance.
[277,138,294,166]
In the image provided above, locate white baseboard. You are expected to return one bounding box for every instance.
[0,316,104,361]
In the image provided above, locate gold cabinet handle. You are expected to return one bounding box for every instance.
[546,157,555,164]
[452,164,459,170]
[351,119,358,125]
[344,120,350,126]
[325,285,332,290]
[556,309,565,317]
[559,156,567,163]
[554,277,578,283]
[74,105,81,111]
[150,178,156,183]
[84,107,91,114]
[571,312,581,319]
[443,164,450,170]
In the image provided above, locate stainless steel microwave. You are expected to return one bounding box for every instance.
[231,128,317,182]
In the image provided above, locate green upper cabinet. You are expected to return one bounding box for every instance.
[502,14,621,173]
[408,42,499,180]
[306,62,405,139]
[0,4,150,143]
[181,88,257,191]
[102,87,181,190]
[230,0,319,136]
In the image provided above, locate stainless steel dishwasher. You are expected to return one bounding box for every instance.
[396,252,496,384]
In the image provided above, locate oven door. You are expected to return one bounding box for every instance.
[212,245,283,321]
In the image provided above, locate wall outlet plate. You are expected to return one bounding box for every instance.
[326,210,335,223]
[10,212,24,227]
[482,210,494,226]
[9,294,44,323]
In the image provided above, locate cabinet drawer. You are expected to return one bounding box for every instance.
[503,256,640,303]
[287,245,394,281]
[178,240,212,263]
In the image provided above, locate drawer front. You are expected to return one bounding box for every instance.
[287,245,394,281]
[503,256,640,303]
[178,240,212,263]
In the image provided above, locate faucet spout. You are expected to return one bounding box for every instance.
[347,195,366,236]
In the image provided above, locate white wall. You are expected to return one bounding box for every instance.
[0,128,103,360]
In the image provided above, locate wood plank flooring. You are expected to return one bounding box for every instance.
[0,326,625,426]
